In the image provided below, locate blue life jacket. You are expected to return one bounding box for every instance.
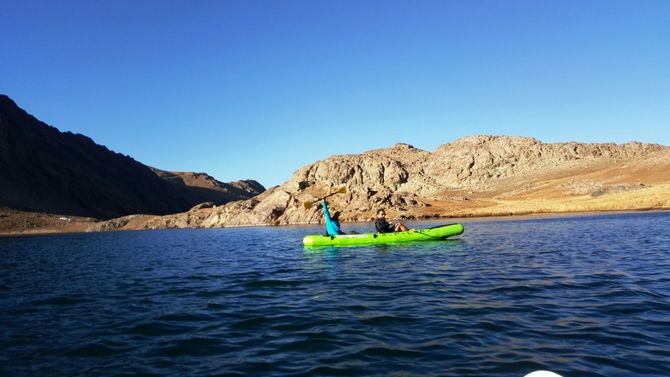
[322,201,344,236]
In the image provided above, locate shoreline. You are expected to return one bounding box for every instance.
[2,208,667,238]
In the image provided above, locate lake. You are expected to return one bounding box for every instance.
[1,212,669,376]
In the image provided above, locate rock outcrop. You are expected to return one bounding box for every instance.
[88,136,670,232]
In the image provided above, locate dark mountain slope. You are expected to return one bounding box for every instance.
[0,95,264,219]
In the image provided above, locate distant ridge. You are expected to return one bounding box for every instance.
[0,94,264,219]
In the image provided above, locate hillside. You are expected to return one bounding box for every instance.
[0,95,264,220]
[83,136,670,233]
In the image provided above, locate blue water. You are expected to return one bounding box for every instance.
[1,212,670,376]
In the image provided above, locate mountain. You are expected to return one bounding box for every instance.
[0,95,264,219]
[86,135,670,232]
[2,94,668,235]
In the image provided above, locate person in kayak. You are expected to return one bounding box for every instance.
[322,200,345,236]
[375,209,408,233]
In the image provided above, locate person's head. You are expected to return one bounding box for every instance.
[377,209,386,219]
[332,211,341,220]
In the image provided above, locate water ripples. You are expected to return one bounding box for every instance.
[2,213,670,376]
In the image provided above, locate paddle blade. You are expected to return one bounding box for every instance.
[302,187,346,210]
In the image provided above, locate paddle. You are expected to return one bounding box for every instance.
[303,187,346,209]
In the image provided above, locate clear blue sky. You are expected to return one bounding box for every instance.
[2,1,668,188]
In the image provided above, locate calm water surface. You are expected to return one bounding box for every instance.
[1,212,670,376]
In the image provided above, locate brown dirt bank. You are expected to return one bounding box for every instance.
[0,208,96,236]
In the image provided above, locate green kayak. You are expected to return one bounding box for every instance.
[303,223,464,247]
